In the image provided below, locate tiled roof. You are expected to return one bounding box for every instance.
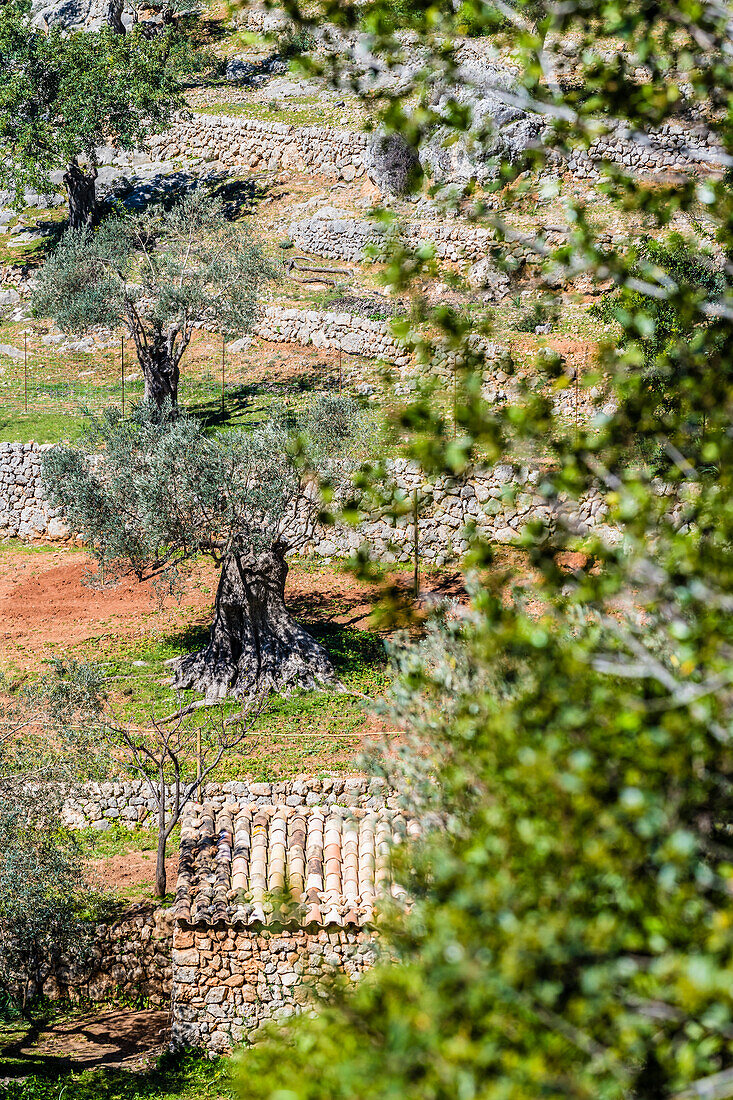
[174,802,419,928]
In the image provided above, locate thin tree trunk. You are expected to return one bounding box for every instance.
[106,0,125,33]
[155,790,168,898]
[171,545,339,702]
[64,162,98,230]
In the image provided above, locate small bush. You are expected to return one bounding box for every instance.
[513,296,560,333]
[277,28,316,57]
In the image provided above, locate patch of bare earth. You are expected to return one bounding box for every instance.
[89,850,179,900]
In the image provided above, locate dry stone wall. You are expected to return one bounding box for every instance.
[63,775,398,831]
[570,121,723,176]
[171,924,376,1052]
[0,442,611,557]
[0,441,66,540]
[150,113,367,182]
[289,209,501,265]
[149,107,721,189]
[254,303,411,367]
[46,905,173,1008]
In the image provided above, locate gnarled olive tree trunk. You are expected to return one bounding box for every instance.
[64,162,98,230]
[171,546,338,701]
[106,0,126,34]
[140,344,180,410]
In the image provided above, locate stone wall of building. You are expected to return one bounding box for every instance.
[171,924,376,1052]
[46,905,173,1008]
[63,775,399,831]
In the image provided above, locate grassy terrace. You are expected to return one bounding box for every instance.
[187,90,367,131]
[0,549,447,780]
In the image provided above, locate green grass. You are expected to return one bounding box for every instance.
[83,620,389,781]
[77,824,181,905]
[192,94,365,130]
[0,206,67,268]
[0,1045,231,1098]
[77,823,177,861]
[0,411,88,444]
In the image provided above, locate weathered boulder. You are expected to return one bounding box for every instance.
[421,60,544,184]
[466,256,511,299]
[364,132,421,197]
[31,0,131,30]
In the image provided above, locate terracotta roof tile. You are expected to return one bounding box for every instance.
[174,802,416,928]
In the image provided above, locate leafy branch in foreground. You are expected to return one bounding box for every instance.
[232,0,733,1096]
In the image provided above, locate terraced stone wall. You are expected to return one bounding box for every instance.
[63,776,398,831]
[46,905,174,1008]
[289,211,500,265]
[0,441,67,540]
[150,107,721,187]
[0,442,612,557]
[150,113,367,181]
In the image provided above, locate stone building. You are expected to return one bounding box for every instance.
[170,800,417,1052]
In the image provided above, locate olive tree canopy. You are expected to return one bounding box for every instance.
[0,0,183,226]
[44,397,373,701]
[33,188,279,408]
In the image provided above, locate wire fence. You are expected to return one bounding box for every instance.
[0,334,373,425]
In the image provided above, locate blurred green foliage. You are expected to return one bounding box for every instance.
[231,0,733,1097]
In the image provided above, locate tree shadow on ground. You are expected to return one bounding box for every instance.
[0,1007,171,1080]
[100,170,271,221]
[301,622,388,678]
[187,369,343,432]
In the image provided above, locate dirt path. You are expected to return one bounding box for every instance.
[0,1008,170,1078]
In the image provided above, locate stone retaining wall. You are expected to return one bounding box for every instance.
[150,113,367,182]
[171,924,376,1052]
[63,775,399,831]
[571,121,722,177]
[0,441,610,555]
[0,441,66,540]
[254,303,412,367]
[47,905,173,1008]
[289,210,497,265]
[149,107,721,189]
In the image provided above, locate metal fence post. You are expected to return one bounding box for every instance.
[413,487,419,598]
[23,332,28,414]
[221,336,226,414]
[121,335,125,418]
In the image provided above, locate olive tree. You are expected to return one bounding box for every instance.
[43,396,372,702]
[0,821,90,1015]
[33,189,279,408]
[0,663,106,1014]
[0,1,183,227]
